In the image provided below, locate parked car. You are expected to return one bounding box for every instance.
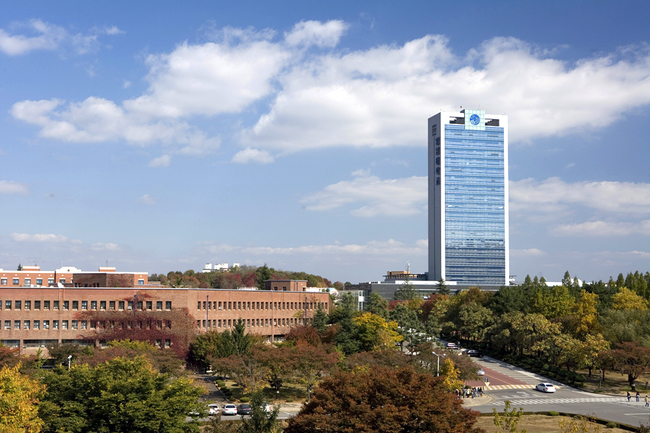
[477,369,485,376]
[238,404,252,415]
[536,383,556,393]
[207,404,220,415]
[223,404,238,415]
[466,350,484,358]
[260,402,272,413]
[446,342,457,349]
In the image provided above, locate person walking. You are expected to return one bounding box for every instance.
[627,392,631,401]
[645,395,649,407]
[637,391,641,402]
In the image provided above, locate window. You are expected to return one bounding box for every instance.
[80,301,87,310]
[72,320,78,330]
[0,278,6,285]
[4,321,9,329]
[44,300,50,310]
[36,278,42,285]
[59,278,65,284]
[72,301,79,310]
[109,301,115,310]
[24,278,31,286]
[25,301,31,310]
[137,301,143,310]
[43,320,49,329]
[138,279,144,285]
[13,278,19,285]
[63,301,69,310]
[14,320,20,329]
[146,301,152,310]
[34,320,40,330]
[156,339,162,348]
[100,301,106,310]
[203,301,207,310]
[53,320,59,329]
[48,278,54,285]
[165,339,171,348]
[218,301,222,310]
[62,320,68,330]
[197,301,201,310]
[53,300,59,310]
[118,301,125,310]
[165,301,172,310]
[127,301,133,310]
[34,301,41,310]
[196,320,201,328]
[91,301,97,310]
[156,301,162,310]
[81,321,87,329]
[15,301,21,310]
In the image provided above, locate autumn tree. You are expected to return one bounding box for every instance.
[289,342,339,401]
[611,287,649,311]
[284,366,483,433]
[353,312,402,352]
[0,364,45,433]
[600,341,650,390]
[39,356,204,433]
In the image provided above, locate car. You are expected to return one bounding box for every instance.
[222,404,238,415]
[238,404,252,415]
[466,350,484,358]
[260,402,272,413]
[536,383,556,393]
[446,342,457,349]
[207,404,220,415]
[477,369,485,376]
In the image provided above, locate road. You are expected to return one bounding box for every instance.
[469,356,650,428]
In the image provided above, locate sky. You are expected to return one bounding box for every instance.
[1,0,650,284]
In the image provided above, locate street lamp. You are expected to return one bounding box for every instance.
[431,351,445,376]
[67,355,72,370]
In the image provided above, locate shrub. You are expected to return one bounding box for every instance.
[559,370,568,379]
[286,398,294,403]
[606,421,617,428]
[575,374,586,386]
[542,364,550,371]
[549,411,559,416]
[239,397,250,403]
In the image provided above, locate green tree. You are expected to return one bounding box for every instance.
[238,391,281,433]
[437,278,450,296]
[284,366,482,433]
[17,263,22,271]
[0,364,45,433]
[530,285,575,319]
[312,307,328,335]
[365,292,389,319]
[255,264,273,290]
[493,401,527,433]
[394,279,417,301]
[39,356,204,433]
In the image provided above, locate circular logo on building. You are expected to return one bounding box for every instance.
[469,114,480,125]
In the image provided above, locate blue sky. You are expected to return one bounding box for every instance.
[2,0,650,284]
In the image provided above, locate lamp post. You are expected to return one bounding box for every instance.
[67,355,72,370]
[431,351,445,376]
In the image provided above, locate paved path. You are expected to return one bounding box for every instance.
[472,356,564,390]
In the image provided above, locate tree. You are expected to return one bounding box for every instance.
[394,279,417,301]
[0,364,45,433]
[284,366,483,433]
[365,292,389,319]
[570,290,600,338]
[289,343,339,401]
[530,285,575,319]
[17,263,22,271]
[437,278,450,296]
[238,391,281,433]
[353,313,402,352]
[255,264,273,290]
[493,401,527,433]
[601,341,650,390]
[611,287,649,311]
[39,356,205,433]
[312,307,328,335]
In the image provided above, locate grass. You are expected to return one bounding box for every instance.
[476,415,632,433]
[576,369,650,395]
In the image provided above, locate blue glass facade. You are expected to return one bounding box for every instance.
[443,124,506,285]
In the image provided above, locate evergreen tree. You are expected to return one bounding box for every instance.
[365,292,389,319]
[394,278,417,301]
[437,278,450,296]
[255,264,273,290]
[312,308,328,335]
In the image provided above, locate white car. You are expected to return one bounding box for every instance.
[207,404,220,415]
[222,404,238,415]
[477,369,485,376]
[536,383,556,393]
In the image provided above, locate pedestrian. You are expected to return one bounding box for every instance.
[627,391,631,401]
[645,395,649,407]
[637,391,640,402]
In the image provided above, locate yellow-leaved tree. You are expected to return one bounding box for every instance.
[440,358,464,391]
[0,363,45,433]
[611,287,649,311]
[353,312,403,352]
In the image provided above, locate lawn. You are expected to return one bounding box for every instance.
[476,414,634,433]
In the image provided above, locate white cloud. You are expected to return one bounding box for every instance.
[10,233,68,243]
[232,148,274,164]
[552,220,650,237]
[301,173,426,217]
[122,80,131,89]
[0,181,29,195]
[284,20,348,48]
[91,243,120,251]
[510,248,547,257]
[138,194,156,205]
[510,177,650,214]
[149,155,171,167]
[0,19,121,56]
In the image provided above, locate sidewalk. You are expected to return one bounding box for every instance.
[462,395,494,407]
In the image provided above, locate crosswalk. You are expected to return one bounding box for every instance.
[485,384,537,390]
[492,397,626,406]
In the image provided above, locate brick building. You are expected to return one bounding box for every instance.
[0,268,330,351]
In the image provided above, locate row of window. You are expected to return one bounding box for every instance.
[0,278,59,286]
[3,319,173,331]
[0,300,173,311]
[197,300,327,311]
[197,317,309,329]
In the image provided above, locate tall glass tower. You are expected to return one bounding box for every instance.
[428,110,508,286]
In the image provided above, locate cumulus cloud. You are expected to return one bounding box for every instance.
[0,181,29,195]
[301,172,426,217]
[284,20,348,48]
[138,194,156,205]
[0,19,121,56]
[552,220,650,237]
[510,177,650,214]
[10,233,68,242]
[232,148,274,164]
[149,155,171,167]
